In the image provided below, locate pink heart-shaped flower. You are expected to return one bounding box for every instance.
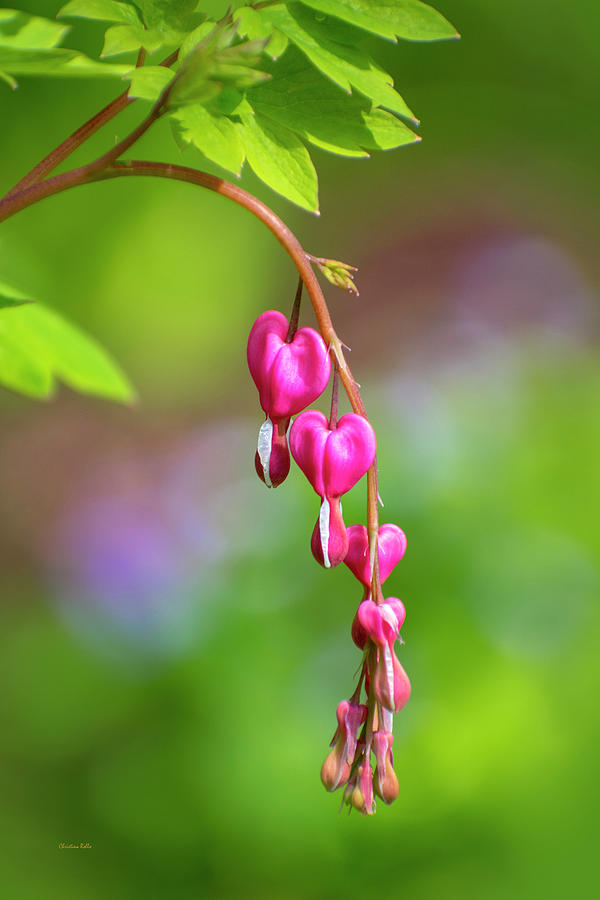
[344,524,407,588]
[247,311,331,420]
[352,597,406,649]
[289,410,376,499]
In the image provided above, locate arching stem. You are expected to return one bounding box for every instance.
[0,157,382,599]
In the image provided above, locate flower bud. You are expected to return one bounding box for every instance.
[358,762,375,815]
[310,497,348,569]
[320,699,367,792]
[373,731,399,805]
[344,523,407,588]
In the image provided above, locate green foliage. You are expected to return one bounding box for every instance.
[49,1,456,208]
[298,0,459,41]
[0,282,135,403]
[1,2,457,398]
[237,102,319,211]
[0,7,130,84]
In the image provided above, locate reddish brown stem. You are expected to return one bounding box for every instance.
[4,50,178,199]
[285,275,303,343]
[0,157,381,597]
[329,366,339,430]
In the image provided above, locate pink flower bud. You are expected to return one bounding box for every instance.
[373,731,399,805]
[344,524,407,588]
[254,417,290,488]
[310,497,349,568]
[352,597,406,649]
[289,410,376,500]
[350,762,375,815]
[372,645,411,713]
[320,700,367,792]
[247,311,331,420]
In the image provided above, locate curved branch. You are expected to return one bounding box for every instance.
[0,157,382,586]
[3,50,178,200]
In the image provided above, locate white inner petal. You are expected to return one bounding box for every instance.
[257,418,274,488]
[381,604,399,635]
[381,708,393,734]
[383,643,395,711]
[319,498,331,568]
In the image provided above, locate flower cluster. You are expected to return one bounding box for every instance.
[247,299,410,815]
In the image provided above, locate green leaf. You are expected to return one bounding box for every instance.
[58,0,141,26]
[234,7,288,60]
[0,283,135,403]
[127,63,173,99]
[248,49,418,157]
[258,5,416,121]
[237,108,319,213]
[171,104,245,175]
[0,10,69,48]
[101,22,144,56]
[299,0,459,42]
[132,0,198,31]
[0,9,131,81]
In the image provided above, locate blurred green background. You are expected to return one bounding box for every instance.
[0,1,599,897]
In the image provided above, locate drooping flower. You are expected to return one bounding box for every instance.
[247,310,330,487]
[351,596,406,649]
[289,410,376,567]
[352,597,411,713]
[344,523,407,589]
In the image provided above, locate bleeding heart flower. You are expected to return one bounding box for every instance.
[344,523,407,589]
[351,597,406,650]
[289,410,376,498]
[247,311,331,420]
[247,311,331,488]
[290,410,376,567]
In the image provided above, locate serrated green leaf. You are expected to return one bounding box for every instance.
[126,63,173,99]
[234,7,288,60]
[58,0,141,26]
[171,104,245,175]
[258,5,416,121]
[101,22,143,55]
[60,54,131,77]
[299,0,458,42]
[248,48,417,157]
[0,10,68,48]
[0,286,135,403]
[237,109,319,213]
[0,45,129,79]
[0,9,130,80]
[132,0,198,31]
